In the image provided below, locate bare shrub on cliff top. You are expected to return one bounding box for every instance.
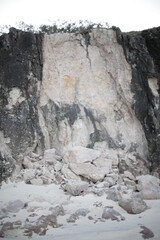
[0,20,109,35]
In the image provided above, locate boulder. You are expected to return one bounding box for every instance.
[106,187,122,201]
[69,162,105,182]
[23,169,37,182]
[93,158,112,175]
[140,226,154,239]
[61,164,81,180]
[136,175,160,199]
[102,207,125,221]
[123,178,136,190]
[63,180,89,196]
[105,176,117,187]
[54,161,63,172]
[30,178,43,185]
[63,146,101,164]
[118,197,148,214]
[124,171,135,181]
[102,150,119,167]
[4,200,24,213]
[41,168,53,179]
[43,148,57,165]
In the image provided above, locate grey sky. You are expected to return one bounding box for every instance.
[0,0,159,31]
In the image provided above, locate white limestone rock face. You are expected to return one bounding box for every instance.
[39,29,148,158]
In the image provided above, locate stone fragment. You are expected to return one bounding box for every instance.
[30,152,40,159]
[123,178,136,189]
[23,169,37,182]
[55,172,63,184]
[118,197,148,214]
[106,187,122,201]
[49,205,65,216]
[64,146,101,164]
[105,176,117,187]
[67,208,89,223]
[69,162,105,182]
[124,171,135,181]
[75,208,90,216]
[102,207,125,221]
[67,214,77,223]
[93,158,112,175]
[43,148,57,165]
[41,168,53,179]
[140,226,154,239]
[30,178,43,185]
[23,156,33,169]
[63,180,89,196]
[24,214,58,236]
[41,177,52,185]
[61,164,81,180]
[4,200,24,213]
[96,182,108,188]
[102,150,119,167]
[54,161,63,172]
[136,175,160,199]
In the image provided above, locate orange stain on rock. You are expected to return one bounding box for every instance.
[63,75,75,88]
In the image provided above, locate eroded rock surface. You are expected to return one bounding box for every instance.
[0,26,160,182]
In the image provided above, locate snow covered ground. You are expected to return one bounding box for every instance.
[0,181,160,240]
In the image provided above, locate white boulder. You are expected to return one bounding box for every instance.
[69,162,105,183]
[136,175,160,199]
[61,164,81,180]
[63,180,89,196]
[63,146,101,164]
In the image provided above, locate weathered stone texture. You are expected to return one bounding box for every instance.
[39,29,148,157]
[0,28,44,181]
[0,26,160,182]
[116,27,160,168]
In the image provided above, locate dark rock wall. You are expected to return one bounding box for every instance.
[0,28,44,181]
[116,27,160,168]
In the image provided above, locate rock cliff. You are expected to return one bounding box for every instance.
[0,26,160,181]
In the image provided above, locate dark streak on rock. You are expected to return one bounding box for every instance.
[115,27,160,169]
[0,28,44,181]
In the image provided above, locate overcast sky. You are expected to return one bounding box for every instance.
[0,0,160,32]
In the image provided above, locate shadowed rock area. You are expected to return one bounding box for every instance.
[116,27,160,170]
[0,28,44,181]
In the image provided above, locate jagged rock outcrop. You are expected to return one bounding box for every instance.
[0,26,160,182]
